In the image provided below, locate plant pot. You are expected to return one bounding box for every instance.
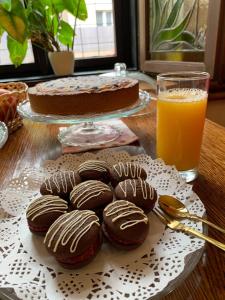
[48,51,75,76]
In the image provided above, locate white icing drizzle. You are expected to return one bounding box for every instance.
[104,200,148,230]
[113,162,143,178]
[70,180,111,208]
[44,210,100,253]
[78,160,108,173]
[44,171,77,194]
[26,196,68,221]
[118,179,155,200]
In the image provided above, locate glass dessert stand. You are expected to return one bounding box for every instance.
[17,90,150,146]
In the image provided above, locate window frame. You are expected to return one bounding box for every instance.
[138,0,221,78]
[0,0,138,80]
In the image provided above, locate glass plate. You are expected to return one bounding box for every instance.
[0,121,8,149]
[17,90,150,124]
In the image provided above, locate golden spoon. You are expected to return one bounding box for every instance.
[159,195,225,234]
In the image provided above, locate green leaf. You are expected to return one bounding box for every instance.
[57,20,74,48]
[152,0,161,41]
[53,0,88,20]
[160,0,170,29]
[7,35,28,67]
[173,30,195,45]
[52,0,64,13]
[52,15,59,36]
[165,0,184,28]
[0,0,11,11]
[0,0,27,43]
[0,24,3,43]
[153,2,196,50]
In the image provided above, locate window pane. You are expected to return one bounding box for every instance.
[73,0,116,58]
[0,33,34,66]
[106,11,112,26]
[150,0,209,62]
[96,11,103,26]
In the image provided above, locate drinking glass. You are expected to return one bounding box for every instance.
[156,72,210,182]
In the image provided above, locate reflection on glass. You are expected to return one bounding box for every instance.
[150,0,209,62]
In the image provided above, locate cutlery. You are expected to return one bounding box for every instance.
[159,195,225,234]
[153,207,225,252]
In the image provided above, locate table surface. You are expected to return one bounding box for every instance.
[0,99,225,300]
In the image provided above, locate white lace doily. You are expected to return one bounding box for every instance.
[0,149,205,300]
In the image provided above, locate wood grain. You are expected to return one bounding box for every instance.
[0,99,224,300]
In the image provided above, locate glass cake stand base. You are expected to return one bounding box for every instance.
[17,90,150,147]
[58,122,120,146]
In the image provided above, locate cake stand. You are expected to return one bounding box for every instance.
[17,90,150,146]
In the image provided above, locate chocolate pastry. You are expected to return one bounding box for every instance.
[70,180,113,211]
[110,162,147,186]
[44,210,102,269]
[102,200,149,250]
[40,171,81,200]
[77,160,110,183]
[114,178,157,212]
[26,195,68,235]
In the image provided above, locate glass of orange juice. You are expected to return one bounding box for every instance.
[156,72,210,182]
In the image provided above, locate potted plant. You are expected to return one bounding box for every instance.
[0,0,88,75]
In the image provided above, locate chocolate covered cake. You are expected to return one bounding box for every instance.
[28,76,139,115]
[110,162,147,186]
[102,200,149,250]
[44,210,102,268]
[40,171,81,201]
[115,178,157,212]
[26,195,68,235]
[77,160,110,183]
[70,180,113,211]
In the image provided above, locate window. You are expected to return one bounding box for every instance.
[139,0,222,78]
[0,0,137,79]
[96,11,112,26]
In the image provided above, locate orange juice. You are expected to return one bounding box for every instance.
[157,88,207,171]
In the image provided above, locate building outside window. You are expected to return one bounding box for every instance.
[71,0,115,58]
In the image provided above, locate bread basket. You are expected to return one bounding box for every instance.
[0,82,28,133]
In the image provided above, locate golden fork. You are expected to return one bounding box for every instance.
[153,207,225,252]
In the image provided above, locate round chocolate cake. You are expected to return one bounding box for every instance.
[70,180,113,211]
[28,76,139,115]
[102,200,149,249]
[110,162,147,186]
[40,171,81,200]
[77,160,110,183]
[26,195,68,235]
[114,178,157,212]
[44,210,102,268]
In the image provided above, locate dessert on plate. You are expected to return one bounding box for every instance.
[70,180,113,211]
[26,195,68,235]
[102,200,149,249]
[77,160,110,183]
[28,75,139,115]
[114,178,157,212]
[40,171,81,201]
[110,161,147,186]
[44,210,102,269]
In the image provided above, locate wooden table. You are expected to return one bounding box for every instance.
[0,99,224,300]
